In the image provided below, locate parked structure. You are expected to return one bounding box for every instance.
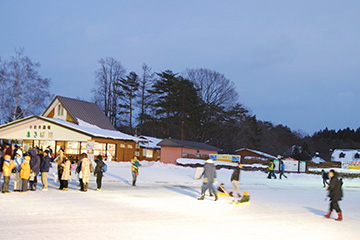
[235,148,275,162]
[158,138,220,164]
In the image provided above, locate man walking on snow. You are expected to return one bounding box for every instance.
[198,159,218,201]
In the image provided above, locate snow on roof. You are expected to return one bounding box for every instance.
[176,158,238,167]
[139,136,162,149]
[41,116,139,141]
[331,149,360,162]
[311,156,326,164]
[235,148,276,159]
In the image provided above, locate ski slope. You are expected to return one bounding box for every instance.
[1,161,359,240]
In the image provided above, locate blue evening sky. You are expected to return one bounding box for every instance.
[1,0,359,135]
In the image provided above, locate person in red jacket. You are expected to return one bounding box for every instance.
[2,155,15,193]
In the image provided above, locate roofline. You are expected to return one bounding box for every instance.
[41,95,79,125]
[0,116,137,142]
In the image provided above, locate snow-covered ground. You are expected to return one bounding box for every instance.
[1,161,360,240]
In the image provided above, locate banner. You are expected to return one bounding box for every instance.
[209,154,241,163]
[342,160,360,170]
[87,140,95,161]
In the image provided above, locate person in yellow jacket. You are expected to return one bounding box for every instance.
[131,157,141,186]
[2,155,15,193]
[20,155,31,192]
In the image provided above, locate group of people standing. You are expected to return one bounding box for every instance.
[267,156,287,179]
[0,144,52,193]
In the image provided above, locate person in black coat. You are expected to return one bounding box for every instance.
[321,169,329,187]
[94,155,105,191]
[29,148,41,191]
[324,169,343,221]
[40,150,52,191]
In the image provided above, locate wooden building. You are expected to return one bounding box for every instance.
[0,96,141,162]
[158,138,220,164]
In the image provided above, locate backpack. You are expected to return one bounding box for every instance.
[101,162,107,173]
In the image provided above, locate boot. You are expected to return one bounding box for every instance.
[198,191,205,200]
[335,212,343,221]
[214,195,218,201]
[84,183,88,192]
[324,211,331,219]
[229,192,233,197]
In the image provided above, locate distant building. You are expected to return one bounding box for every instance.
[157,138,220,164]
[311,152,326,164]
[331,149,360,162]
[235,148,276,161]
[138,136,162,161]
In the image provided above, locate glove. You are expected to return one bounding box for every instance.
[203,177,208,183]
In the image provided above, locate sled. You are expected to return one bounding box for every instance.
[232,201,250,206]
[194,167,204,180]
[218,184,231,197]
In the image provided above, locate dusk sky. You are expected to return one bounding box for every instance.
[1,1,359,135]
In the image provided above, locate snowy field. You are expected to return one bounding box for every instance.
[1,161,360,240]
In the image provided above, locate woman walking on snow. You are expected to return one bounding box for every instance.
[198,159,218,201]
[60,153,71,191]
[131,157,141,186]
[324,169,343,221]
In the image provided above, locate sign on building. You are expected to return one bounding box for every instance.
[209,154,241,163]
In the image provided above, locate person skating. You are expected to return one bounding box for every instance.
[324,169,343,221]
[79,153,92,192]
[229,163,242,200]
[198,159,218,201]
[2,155,15,193]
[40,150,52,191]
[131,156,141,186]
[321,169,329,188]
[20,155,31,193]
[267,159,277,179]
[279,160,287,179]
[29,148,40,191]
[94,155,106,191]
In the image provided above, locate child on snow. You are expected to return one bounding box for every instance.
[20,155,31,192]
[267,159,277,179]
[2,155,15,193]
[321,169,329,187]
[279,160,287,179]
[131,157,141,187]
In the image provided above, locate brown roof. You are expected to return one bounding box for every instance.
[42,96,116,131]
[158,138,220,151]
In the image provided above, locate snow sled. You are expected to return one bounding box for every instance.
[232,191,250,205]
[217,183,231,197]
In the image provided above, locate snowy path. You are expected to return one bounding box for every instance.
[1,161,359,240]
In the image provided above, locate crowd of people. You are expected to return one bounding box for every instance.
[0,144,108,193]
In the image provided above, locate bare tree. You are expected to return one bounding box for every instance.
[185,68,238,109]
[93,57,126,128]
[137,63,155,135]
[1,48,52,123]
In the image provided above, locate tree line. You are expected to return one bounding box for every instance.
[1,50,359,161]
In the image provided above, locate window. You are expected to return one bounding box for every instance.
[57,104,64,116]
[339,152,346,158]
[355,153,360,159]
[135,144,140,149]
[120,144,125,148]
[127,144,133,149]
[146,149,153,158]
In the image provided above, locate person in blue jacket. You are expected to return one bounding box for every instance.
[40,150,52,191]
[279,160,287,179]
[29,148,40,191]
[131,157,141,186]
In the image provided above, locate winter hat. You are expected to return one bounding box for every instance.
[24,156,31,162]
[243,191,249,196]
[205,159,213,164]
